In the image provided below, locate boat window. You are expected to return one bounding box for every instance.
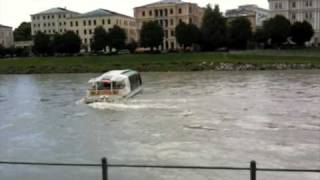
[112,81,125,89]
[129,74,142,91]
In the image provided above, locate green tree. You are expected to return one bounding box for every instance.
[126,39,138,53]
[263,15,291,47]
[32,32,51,55]
[228,17,252,49]
[0,45,4,57]
[52,33,64,54]
[13,22,32,41]
[291,21,314,46]
[91,26,108,52]
[200,4,227,51]
[61,31,82,54]
[140,21,164,51]
[108,25,127,53]
[254,28,268,44]
[175,22,201,50]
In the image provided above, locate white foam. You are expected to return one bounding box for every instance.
[89,102,178,110]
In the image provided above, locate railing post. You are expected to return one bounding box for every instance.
[102,157,108,180]
[250,160,256,180]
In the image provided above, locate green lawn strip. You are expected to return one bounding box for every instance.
[0,52,320,74]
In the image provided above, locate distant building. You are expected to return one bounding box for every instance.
[268,0,320,46]
[66,9,137,51]
[225,5,270,31]
[134,0,204,50]
[0,24,14,48]
[30,7,80,35]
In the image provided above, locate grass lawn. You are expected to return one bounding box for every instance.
[0,51,320,74]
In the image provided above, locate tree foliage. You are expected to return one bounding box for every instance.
[14,22,32,41]
[291,21,314,46]
[140,21,164,51]
[61,31,82,54]
[263,15,291,46]
[175,22,201,49]
[91,26,108,52]
[32,32,51,55]
[200,4,227,51]
[228,17,252,49]
[126,39,138,53]
[108,25,127,52]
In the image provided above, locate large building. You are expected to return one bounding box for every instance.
[66,9,137,51]
[268,0,320,46]
[226,5,270,31]
[31,7,80,35]
[134,0,204,50]
[0,24,14,48]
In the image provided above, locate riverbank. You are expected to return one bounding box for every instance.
[0,52,320,74]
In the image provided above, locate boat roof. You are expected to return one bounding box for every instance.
[89,70,138,83]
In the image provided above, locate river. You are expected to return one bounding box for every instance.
[0,71,319,180]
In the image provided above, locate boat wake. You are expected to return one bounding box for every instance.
[88,102,179,110]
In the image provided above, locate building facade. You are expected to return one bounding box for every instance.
[268,0,320,45]
[31,7,80,35]
[134,0,204,50]
[66,9,137,51]
[226,5,270,31]
[0,24,14,48]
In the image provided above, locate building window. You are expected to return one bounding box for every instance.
[292,2,296,8]
[142,11,145,16]
[43,16,46,20]
[47,15,50,19]
[83,20,86,26]
[93,20,96,25]
[189,18,192,23]
[292,13,296,20]
[179,8,182,14]
[84,38,87,44]
[89,29,92,34]
[170,9,173,14]
[44,23,46,27]
[59,22,62,26]
[52,15,54,19]
[75,21,78,26]
[59,14,61,18]
[164,9,168,16]
[76,30,79,34]
[171,30,174,36]
[63,14,66,18]
[170,19,174,26]
[155,9,158,17]
[88,20,91,25]
[52,22,55,26]
[160,9,163,16]
[108,19,111,24]
[102,19,105,25]
[70,21,73,27]
[149,10,152,16]
[64,22,66,25]
[84,29,87,35]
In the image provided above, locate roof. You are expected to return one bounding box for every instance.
[0,24,12,29]
[33,7,80,15]
[89,70,138,83]
[135,0,188,8]
[73,9,133,19]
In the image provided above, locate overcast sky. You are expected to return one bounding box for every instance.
[0,0,268,29]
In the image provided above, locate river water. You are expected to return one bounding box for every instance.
[0,71,319,180]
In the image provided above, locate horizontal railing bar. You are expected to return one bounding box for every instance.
[258,168,320,173]
[0,161,319,173]
[108,164,250,170]
[0,161,100,167]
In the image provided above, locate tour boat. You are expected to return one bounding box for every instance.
[84,70,142,103]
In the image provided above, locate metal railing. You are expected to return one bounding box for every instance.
[0,158,319,180]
